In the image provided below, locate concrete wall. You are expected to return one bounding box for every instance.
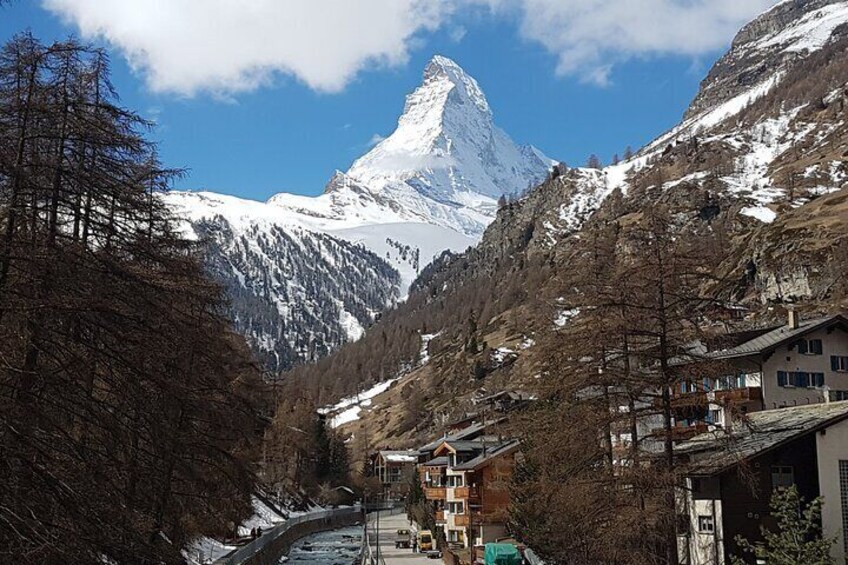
[215,509,363,565]
[816,416,848,563]
[762,325,848,408]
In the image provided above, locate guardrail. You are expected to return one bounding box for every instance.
[213,506,362,565]
[363,506,406,565]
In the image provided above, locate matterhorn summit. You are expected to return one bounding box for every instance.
[348,55,552,218]
[164,56,552,371]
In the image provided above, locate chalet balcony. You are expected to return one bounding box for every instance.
[425,487,447,500]
[435,510,446,523]
[711,386,762,404]
[669,391,708,409]
[454,514,471,527]
[453,486,480,501]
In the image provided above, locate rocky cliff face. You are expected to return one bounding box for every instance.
[686,0,848,119]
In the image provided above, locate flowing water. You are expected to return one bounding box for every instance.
[279,525,363,565]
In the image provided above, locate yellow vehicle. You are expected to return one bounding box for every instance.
[417,530,434,552]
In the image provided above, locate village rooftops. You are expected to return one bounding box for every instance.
[378,450,418,464]
[452,439,520,471]
[675,400,848,476]
[422,455,449,467]
[417,418,508,455]
[679,314,848,363]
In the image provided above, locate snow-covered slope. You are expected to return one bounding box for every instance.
[347,55,552,228]
[583,0,848,218]
[167,56,549,372]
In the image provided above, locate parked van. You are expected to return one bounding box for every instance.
[417,530,433,552]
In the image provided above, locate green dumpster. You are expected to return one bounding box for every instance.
[484,543,522,565]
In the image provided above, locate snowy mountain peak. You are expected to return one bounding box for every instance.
[421,54,491,116]
[347,55,552,206]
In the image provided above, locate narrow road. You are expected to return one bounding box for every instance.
[368,512,434,565]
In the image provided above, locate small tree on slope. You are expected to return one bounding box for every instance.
[731,486,835,565]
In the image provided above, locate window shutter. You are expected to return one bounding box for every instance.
[815,373,825,387]
[813,340,823,354]
[833,356,840,371]
[798,340,808,354]
[778,371,787,387]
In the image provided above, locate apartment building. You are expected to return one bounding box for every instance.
[423,438,519,550]
[372,450,418,499]
[669,312,848,437]
[675,401,848,565]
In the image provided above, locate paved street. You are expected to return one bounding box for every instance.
[368,512,434,565]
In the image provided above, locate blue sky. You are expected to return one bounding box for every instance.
[1,1,775,201]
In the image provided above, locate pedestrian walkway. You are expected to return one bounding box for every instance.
[368,512,434,565]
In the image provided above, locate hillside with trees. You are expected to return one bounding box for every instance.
[0,35,267,564]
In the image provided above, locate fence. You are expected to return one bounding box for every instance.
[213,506,362,565]
[362,506,407,565]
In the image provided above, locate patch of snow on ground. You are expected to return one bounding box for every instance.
[237,496,288,537]
[491,347,517,365]
[183,537,237,565]
[330,406,363,428]
[321,377,402,428]
[740,206,777,223]
[420,331,441,365]
[520,337,536,350]
[337,307,365,342]
[555,308,580,328]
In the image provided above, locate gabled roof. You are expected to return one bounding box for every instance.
[676,401,848,476]
[452,439,520,471]
[422,456,449,467]
[677,315,848,363]
[707,315,848,360]
[417,418,507,454]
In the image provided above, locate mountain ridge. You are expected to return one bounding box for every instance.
[167,55,552,371]
[291,0,848,446]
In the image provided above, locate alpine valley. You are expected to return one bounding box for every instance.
[285,0,848,443]
[166,56,552,371]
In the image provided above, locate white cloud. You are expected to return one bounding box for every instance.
[42,0,781,94]
[508,0,778,85]
[449,25,468,43]
[42,0,450,95]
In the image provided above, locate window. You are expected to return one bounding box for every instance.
[797,339,823,355]
[447,502,464,515]
[446,475,464,487]
[832,356,848,372]
[707,409,722,424]
[778,371,824,388]
[698,515,715,533]
[772,465,794,489]
[832,391,848,401]
[448,530,464,543]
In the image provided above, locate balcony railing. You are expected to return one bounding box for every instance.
[425,487,447,500]
[454,514,471,527]
[453,486,480,500]
[435,510,445,523]
[712,386,762,404]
